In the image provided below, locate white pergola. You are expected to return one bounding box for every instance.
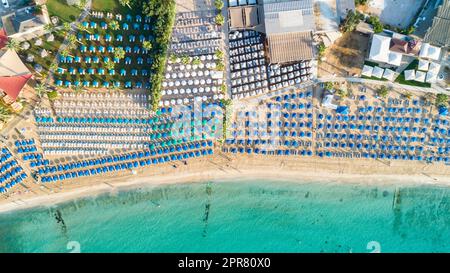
[404,69,415,81]
[361,65,373,77]
[372,66,384,79]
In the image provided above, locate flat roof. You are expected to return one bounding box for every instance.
[263,0,315,34]
[229,6,260,29]
[424,0,450,47]
[267,31,314,63]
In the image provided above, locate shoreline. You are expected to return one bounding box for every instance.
[0,153,449,214]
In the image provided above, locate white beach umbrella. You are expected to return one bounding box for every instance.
[371,66,384,78]
[404,69,415,81]
[426,71,437,83]
[361,65,373,77]
[418,59,429,71]
[428,62,441,73]
[382,69,395,81]
[415,70,426,82]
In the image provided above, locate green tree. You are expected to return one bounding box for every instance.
[324,82,334,90]
[215,60,225,71]
[44,24,56,33]
[377,86,389,98]
[192,57,201,65]
[142,40,152,51]
[336,89,348,98]
[6,39,20,51]
[119,0,132,8]
[340,10,362,33]
[181,55,190,65]
[76,22,90,34]
[214,0,224,10]
[215,49,224,60]
[60,47,72,58]
[318,42,326,58]
[435,94,449,107]
[0,106,11,122]
[109,20,120,31]
[34,82,49,98]
[215,14,224,26]
[367,16,384,33]
[105,60,115,70]
[114,47,126,60]
[62,22,72,34]
[67,34,78,49]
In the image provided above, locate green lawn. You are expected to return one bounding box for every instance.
[92,0,133,13]
[18,32,65,78]
[53,15,154,87]
[46,0,82,23]
[394,59,431,88]
[361,75,388,81]
[364,60,379,67]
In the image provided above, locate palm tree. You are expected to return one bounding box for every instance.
[105,60,115,70]
[109,20,120,31]
[0,106,11,122]
[49,62,59,72]
[6,39,20,51]
[142,41,152,51]
[76,22,90,34]
[34,82,49,98]
[44,23,56,33]
[67,34,78,49]
[63,22,72,32]
[114,47,126,60]
[119,0,132,8]
[60,47,72,58]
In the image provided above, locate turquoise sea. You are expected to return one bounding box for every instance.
[0,180,449,253]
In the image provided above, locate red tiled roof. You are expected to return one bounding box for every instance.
[0,28,8,49]
[0,74,32,100]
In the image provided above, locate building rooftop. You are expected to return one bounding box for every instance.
[262,0,315,34]
[229,6,260,29]
[267,31,314,63]
[424,0,450,47]
[2,7,45,35]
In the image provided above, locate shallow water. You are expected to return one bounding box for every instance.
[0,180,449,253]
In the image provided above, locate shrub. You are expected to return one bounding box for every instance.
[215,14,224,26]
[435,94,449,107]
[377,86,389,98]
[367,16,383,33]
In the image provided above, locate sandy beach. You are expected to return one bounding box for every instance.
[1,151,449,213]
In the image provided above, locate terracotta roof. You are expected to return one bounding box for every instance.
[389,38,408,53]
[267,31,314,63]
[0,74,32,101]
[0,28,8,49]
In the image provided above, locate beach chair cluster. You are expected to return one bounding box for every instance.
[0,147,28,194]
[171,10,221,56]
[222,86,449,163]
[268,61,313,91]
[33,91,222,156]
[34,140,214,183]
[15,139,49,168]
[223,89,315,155]
[229,30,268,99]
[162,53,224,107]
[163,9,223,106]
[314,96,449,162]
[54,12,155,89]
